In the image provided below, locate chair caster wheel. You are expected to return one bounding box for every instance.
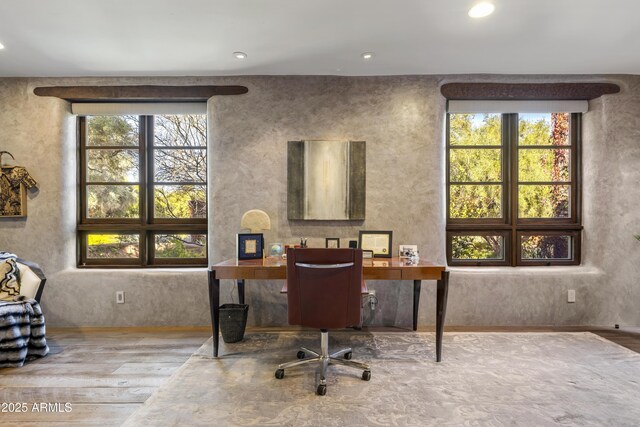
[275,369,285,379]
[296,351,306,359]
[362,370,371,381]
[316,384,327,396]
[344,351,352,360]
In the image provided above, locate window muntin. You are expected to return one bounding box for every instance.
[446,112,581,266]
[78,114,207,267]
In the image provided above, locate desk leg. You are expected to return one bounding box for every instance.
[413,280,421,331]
[208,270,220,357]
[237,279,245,305]
[435,271,450,362]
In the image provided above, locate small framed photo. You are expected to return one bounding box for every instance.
[362,250,374,259]
[237,233,264,260]
[399,245,419,258]
[325,238,340,248]
[358,230,393,258]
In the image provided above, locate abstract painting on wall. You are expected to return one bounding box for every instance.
[287,140,365,220]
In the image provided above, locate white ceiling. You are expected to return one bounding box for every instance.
[0,0,638,77]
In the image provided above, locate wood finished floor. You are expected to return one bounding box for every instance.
[1,326,639,426]
[0,327,211,426]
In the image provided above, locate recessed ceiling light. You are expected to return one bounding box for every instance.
[233,51,247,59]
[361,52,375,61]
[468,2,495,18]
[0,42,4,50]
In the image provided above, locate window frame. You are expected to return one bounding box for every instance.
[446,112,582,266]
[78,115,208,268]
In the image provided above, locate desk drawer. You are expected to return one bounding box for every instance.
[255,269,269,279]
[365,269,402,280]
[254,268,283,279]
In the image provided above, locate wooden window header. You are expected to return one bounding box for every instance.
[440,83,620,101]
[33,85,248,102]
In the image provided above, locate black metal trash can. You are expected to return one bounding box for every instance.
[219,304,249,343]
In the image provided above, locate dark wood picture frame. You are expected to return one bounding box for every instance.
[358,230,393,258]
[325,238,340,248]
[237,233,264,260]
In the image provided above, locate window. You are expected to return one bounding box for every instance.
[446,112,581,266]
[78,114,207,267]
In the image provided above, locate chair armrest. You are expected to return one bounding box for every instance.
[16,258,46,303]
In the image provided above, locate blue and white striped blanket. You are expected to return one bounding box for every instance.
[0,298,49,368]
[0,251,18,261]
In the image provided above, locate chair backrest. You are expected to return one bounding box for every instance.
[286,248,363,329]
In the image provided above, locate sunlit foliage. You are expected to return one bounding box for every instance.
[85,114,207,259]
[449,113,572,260]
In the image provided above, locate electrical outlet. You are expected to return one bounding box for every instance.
[567,289,576,303]
[116,291,125,304]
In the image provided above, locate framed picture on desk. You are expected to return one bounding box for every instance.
[237,233,264,260]
[325,237,340,248]
[359,230,393,258]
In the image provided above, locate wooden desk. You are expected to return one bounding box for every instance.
[208,257,449,361]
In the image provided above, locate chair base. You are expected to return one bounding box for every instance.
[275,330,371,395]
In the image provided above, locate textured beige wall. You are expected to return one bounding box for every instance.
[0,75,638,327]
[0,77,213,327]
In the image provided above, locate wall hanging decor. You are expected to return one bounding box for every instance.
[288,140,365,220]
[0,151,38,218]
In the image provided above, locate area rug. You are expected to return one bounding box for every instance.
[122,332,640,426]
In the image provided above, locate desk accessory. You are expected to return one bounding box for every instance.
[237,233,264,260]
[269,243,284,257]
[240,209,271,233]
[325,238,340,248]
[359,231,393,258]
[399,245,419,259]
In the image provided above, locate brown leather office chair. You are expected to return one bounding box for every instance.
[275,248,371,396]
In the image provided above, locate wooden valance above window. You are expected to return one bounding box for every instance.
[33,85,248,102]
[440,82,620,100]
